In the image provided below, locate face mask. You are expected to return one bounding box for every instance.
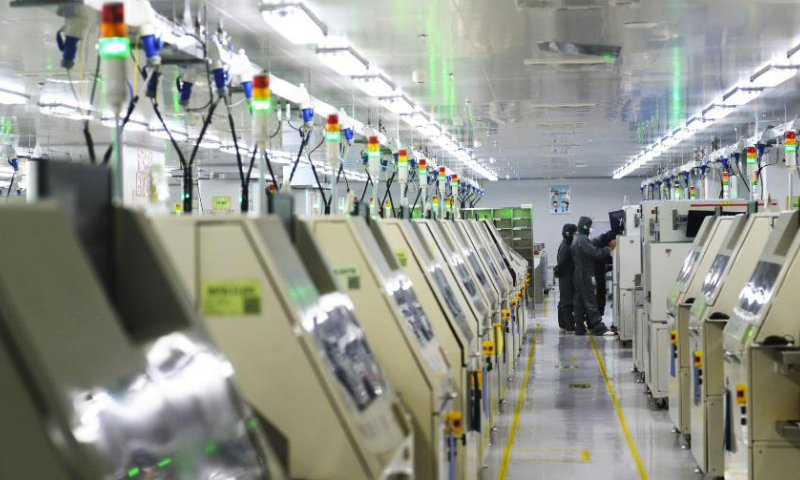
[590,227,594,234]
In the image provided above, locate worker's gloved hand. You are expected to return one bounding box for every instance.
[608,239,617,251]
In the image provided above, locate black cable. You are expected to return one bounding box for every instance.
[83,57,101,164]
[410,187,422,214]
[285,131,310,187]
[270,120,282,139]
[223,98,249,211]
[733,155,750,193]
[360,171,372,205]
[151,98,187,169]
[381,171,396,208]
[5,172,15,199]
[187,96,222,169]
[264,150,278,190]
[101,93,140,165]
[305,141,328,207]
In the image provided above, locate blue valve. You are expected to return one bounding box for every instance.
[179,81,194,107]
[56,30,81,69]
[241,80,253,100]
[343,126,354,143]
[141,34,163,63]
[212,67,228,92]
[301,106,315,124]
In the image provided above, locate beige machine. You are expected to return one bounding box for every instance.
[152,215,415,480]
[436,220,509,403]
[377,218,482,480]
[666,216,735,437]
[723,210,800,480]
[688,213,778,477]
[297,216,456,480]
[459,220,521,354]
[0,203,286,480]
[455,220,517,366]
[412,219,495,463]
[471,219,529,353]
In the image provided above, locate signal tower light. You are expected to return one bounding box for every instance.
[99,3,130,59]
[326,114,341,143]
[786,130,798,168]
[252,74,272,112]
[368,136,381,159]
[746,146,757,165]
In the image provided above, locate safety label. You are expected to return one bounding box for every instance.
[333,265,361,290]
[568,383,591,389]
[201,280,262,316]
[395,250,409,267]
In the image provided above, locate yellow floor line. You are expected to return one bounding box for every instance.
[496,323,540,480]
[590,335,650,480]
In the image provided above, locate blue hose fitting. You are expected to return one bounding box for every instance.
[343,126,354,143]
[302,107,315,125]
[141,34,162,63]
[57,31,80,69]
[213,67,228,92]
[179,81,194,107]
[241,80,253,100]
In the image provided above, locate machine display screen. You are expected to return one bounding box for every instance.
[465,252,489,287]
[686,210,716,238]
[430,265,475,342]
[675,250,702,287]
[480,249,503,285]
[700,254,731,300]
[310,295,387,412]
[453,260,488,317]
[733,261,782,322]
[391,276,436,347]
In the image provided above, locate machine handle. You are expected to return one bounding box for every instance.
[724,351,741,363]
[688,326,700,334]
[710,312,730,320]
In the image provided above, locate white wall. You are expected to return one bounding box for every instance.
[479,177,643,265]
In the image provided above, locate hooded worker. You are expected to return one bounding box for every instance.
[571,216,616,336]
[555,223,578,332]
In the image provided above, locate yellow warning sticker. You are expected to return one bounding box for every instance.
[212,196,232,211]
[395,249,409,267]
[201,280,262,316]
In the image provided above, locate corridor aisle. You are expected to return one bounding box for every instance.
[487,291,699,480]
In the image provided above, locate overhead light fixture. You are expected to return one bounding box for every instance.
[419,123,442,138]
[149,124,188,142]
[749,64,799,88]
[523,58,615,66]
[685,116,711,132]
[0,84,29,105]
[351,72,395,97]
[702,103,736,121]
[260,1,327,45]
[316,46,369,76]
[380,95,415,115]
[401,111,429,128]
[722,86,762,106]
[623,21,658,29]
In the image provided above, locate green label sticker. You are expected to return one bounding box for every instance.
[395,250,408,267]
[332,265,361,290]
[568,383,592,389]
[201,280,262,316]
[212,196,232,211]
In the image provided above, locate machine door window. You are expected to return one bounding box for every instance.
[675,250,701,287]
[733,261,782,323]
[308,295,387,412]
[430,265,474,342]
[700,254,730,301]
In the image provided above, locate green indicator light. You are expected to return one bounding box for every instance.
[326,131,341,142]
[786,145,797,153]
[252,99,272,112]
[368,151,380,159]
[747,327,754,337]
[602,53,617,60]
[158,458,172,468]
[746,158,757,165]
[99,37,131,59]
[128,467,140,477]
[204,441,218,455]
[248,418,258,431]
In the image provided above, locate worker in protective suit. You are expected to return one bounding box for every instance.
[555,223,578,332]
[571,216,616,336]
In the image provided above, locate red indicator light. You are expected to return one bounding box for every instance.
[101,3,127,38]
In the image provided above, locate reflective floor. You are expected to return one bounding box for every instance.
[486,291,701,480]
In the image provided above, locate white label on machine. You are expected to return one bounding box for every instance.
[332,265,361,290]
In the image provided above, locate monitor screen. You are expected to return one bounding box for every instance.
[609,210,625,234]
[686,210,716,238]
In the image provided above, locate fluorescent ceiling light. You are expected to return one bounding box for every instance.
[401,111,429,128]
[149,124,188,142]
[380,95,414,115]
[722,86,762,106]
[702,104,736,121]
[316,46,369,76]
[419,123,442,137]
[523,58,615,66]
[685,116,711,132]
[351,73,395,97]
[260,1,327,45]
[749,64,799,88]
[0,85,29,105]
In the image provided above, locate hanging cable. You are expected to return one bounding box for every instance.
[285,130,310,187]
[264,150,278,190]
